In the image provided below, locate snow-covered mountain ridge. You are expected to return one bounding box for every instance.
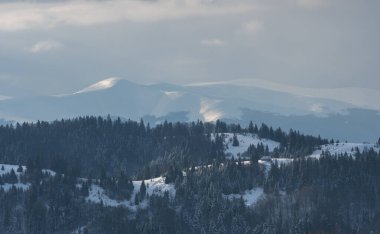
[0,78,379,142]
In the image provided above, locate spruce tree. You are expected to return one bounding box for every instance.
[232,134,239,147]
[139,181,146,201]
[17,164,23,173]
[9,169,18,184]
[248,121,254,133]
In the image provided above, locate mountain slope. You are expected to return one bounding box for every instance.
[0,78,379,141]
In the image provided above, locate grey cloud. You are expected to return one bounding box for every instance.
[0,0,256,31]
[0,0,379,104]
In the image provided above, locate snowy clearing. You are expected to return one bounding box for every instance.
[42,169,56,176]
[0,183,31,192]
[272,158,294,166]
[212,133,280,159]
[308,142,380,159]
[223,187,264,207]
[0,163,56,192]
[0,164,26,176]
[70,226,87,234]
[258,157,294,177]
[86,176,175,211]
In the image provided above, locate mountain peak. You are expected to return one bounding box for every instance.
[74,77,123,94]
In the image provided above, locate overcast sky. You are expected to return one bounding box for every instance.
[0,0,379,98]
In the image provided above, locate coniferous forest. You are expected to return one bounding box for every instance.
[0,116,379,233]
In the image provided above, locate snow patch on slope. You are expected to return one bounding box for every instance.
[272,158,294,165]
[163,91,183,99]
[223,187,264,207]
[1,183,31,192]
[74,77,122,94]
[0,164,28,191]
[42,169,56,176]
[213,133,280,159]
[0,164,26,176]
[86,176,175,211]
[258,157,294,176]
[0,164,56,192]
[309,142,380,159]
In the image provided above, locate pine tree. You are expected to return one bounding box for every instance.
[134,194,140,205]
[248,121,254,133]
[139,181,146,201]
[232,134,239,147]
[17,164,23,173]
[1,165,4,171]
[9,169,18,184]
[3,205,10,227]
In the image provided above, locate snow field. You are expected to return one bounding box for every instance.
[212,133,280,159]
[0,163,56,192]
[0,164,26,177]
[223,188,265,207]
[0,164,30,191]
[86,176,176,211]
[309,142,380,159]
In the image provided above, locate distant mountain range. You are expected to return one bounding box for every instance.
[0,77,379,142]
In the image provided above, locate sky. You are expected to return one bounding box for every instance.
[0,0,379,100]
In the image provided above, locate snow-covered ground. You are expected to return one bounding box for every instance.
[258,157,294,176]
[0,164,30,191]
[0,164,26,176]
[132,176,176,201]
[86,176,175,211]
[70,226,87,234]
[223,187,264,207]
[272,158,294,166]
[0,163,56,192]
[42,169,56,176]
[190,161,253,174]
[0,183,31,192]
[258,160,272,176]
[308,142,380,159]
[212,133,280,159]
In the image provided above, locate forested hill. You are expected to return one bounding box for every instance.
[0,117,379,233]
[0,117,327,178]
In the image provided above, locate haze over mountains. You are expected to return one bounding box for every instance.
[0,77,379,142]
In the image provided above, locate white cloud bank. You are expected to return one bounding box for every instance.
[188,79,380,112]
[200,98,223,122]
[29,40,61,53]
[241,20,264,34]
[293,0,327,8]
[201,39,225,46]
[0,95,12,101]
[0,0,256,31]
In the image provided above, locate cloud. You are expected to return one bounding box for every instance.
[310,103,326,113]
[0,95,12,101]
[0,0,256,31]
[201,39,225,46]
[293,0,327,8]
[163,91,183,99]
[241,20,263,34]
[200,98,223,122]
[29,40,62,53]
[190,78,380,112]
